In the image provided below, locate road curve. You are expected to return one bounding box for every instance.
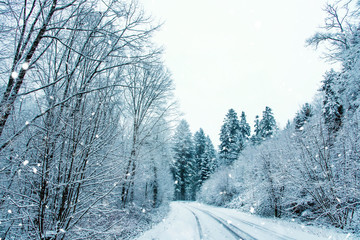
[186,203,294,240]
[185,203,257,240]
[136,202,347,240]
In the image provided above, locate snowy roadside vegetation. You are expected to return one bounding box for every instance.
[197,0,360,236]
[0,0,176,239]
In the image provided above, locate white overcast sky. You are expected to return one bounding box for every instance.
[140,0,332,146]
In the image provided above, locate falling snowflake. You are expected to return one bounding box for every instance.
[142,209,146,213]
[95,134,99,138]
[32,167,37,174]
[7,209,12,214]
[228,174,232,178]
[11,71,18,79]
[23,160,29,166]
[22,62,29,70]
[226,220,232,224]
[59,229,66,233]
[25,121,30,125]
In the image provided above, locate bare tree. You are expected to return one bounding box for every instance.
[120,63,175,207]
[0,0,170,239]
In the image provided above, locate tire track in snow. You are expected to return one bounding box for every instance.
[226,215,296,240]
[191,203,295,240]
[187,204,257,240]
[184,206,204,240]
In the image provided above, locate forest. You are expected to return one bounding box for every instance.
[0,0,359,239]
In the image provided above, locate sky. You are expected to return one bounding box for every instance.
[140,0,333,146]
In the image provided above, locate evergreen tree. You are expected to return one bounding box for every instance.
[294,103,314,130]
[251,115,262,145]
[321,70,344,133]
[259,106,277,139]
[239,111,251,150]
[194,128,207,191]
[219,109,241,165]
[205,135,218,174]
[172,120,195,200]
[194,129,218,190]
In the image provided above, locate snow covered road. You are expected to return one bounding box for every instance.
[136,202,352,240]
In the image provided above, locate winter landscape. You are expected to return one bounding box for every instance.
[0,0,360,239]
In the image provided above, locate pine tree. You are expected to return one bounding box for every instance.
[194,129,218,190]
[239,111,251,150]
[205,135,217,175]
[194,128,207,191]
[259,106,277,139]
[251,115,262,145]
[219,109,241,166]
[172,120,195,200]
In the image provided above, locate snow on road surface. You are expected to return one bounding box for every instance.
[136,202,354,240]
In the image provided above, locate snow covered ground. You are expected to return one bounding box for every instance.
[136,201,355,240]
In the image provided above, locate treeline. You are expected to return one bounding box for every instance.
[171,106,276,201]
[198,0,360,232]
[171,121,217,201]
[0,0,176,239]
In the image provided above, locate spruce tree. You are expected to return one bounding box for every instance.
[259,106,277,139]
[239,111,251,150]
[194,129,218,189]
[251,115,262,145]
[205,135,217,175]
[219,109,241,166]
[194,128,207,191]
[172,120,195,200]
[321,70,344,133]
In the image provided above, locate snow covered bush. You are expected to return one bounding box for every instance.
[222,100,360,230]
[197,166,241,206]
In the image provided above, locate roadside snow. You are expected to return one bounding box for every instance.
[136,202,199,240]
[135,201,355,240]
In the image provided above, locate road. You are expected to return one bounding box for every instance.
[136,202,351,240]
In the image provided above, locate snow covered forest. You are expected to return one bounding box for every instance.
[0,0,360,239]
